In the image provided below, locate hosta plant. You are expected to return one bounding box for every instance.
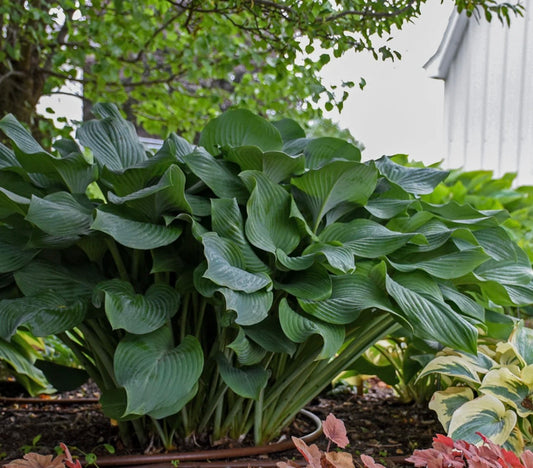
[0,105,532,448]
[419,321,533,453]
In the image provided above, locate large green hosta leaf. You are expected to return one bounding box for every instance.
[279,299,344,359]
[275,265,332,301]
[77,103,147,171]
[210,198,269,274]
[291,161,377,231]
[318,219,418,258]
[216,353,269,400]
[385,275,478,353]
[242,171,301,254]
[299,275,395,324]
[91,208,183,249]
[98,280,180,334]
[183,148,248,202]
[114,327,203,418]
[0,226,39,273]
[199,109,283,155]
[227,328,266,366]
[224,146,305,184]
[390,247,490,280]
[217,287,273,326]
[14,260,98,302]
[107,165,192,220]
[302,137,361,169]
[375,156,449,195]
[26,192,94,238]
[201,232,271,293]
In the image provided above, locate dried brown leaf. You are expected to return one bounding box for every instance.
[324,451,354,468]
[3,453,65,468]
[322,414,349,449]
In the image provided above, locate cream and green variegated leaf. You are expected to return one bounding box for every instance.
[428,387,474,431]
[98,279,180,334]
[417,354,487,385]
[227,328,266,366]
[480,367,533,418]
[216,353,270,400]
[114,327,203,418]
[242,170,301,254]
[447,394,517,446]
[496,341,526,368]
[201,232,271,293]
[509,321,533,366]
[278,299,344,359]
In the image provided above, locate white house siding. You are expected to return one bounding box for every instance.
[427,5,533,186]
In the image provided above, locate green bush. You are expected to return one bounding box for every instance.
[0,106,531,449]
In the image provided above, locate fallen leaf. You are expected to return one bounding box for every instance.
[360,454,386,468]
[3,453,65,468]
[324,451,354,468]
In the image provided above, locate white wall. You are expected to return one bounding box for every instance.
[444,4,533,185]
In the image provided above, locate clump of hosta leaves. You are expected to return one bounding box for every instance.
[419,321,533,453]
[1,105,532,449]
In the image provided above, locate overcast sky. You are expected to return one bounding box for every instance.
[321,2,455,166]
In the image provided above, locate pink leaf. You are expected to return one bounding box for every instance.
[360,454,386,468]
[322,414,349,449]
[292,436,322,468]
[521,450,533,468]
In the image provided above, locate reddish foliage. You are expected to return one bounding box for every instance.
[323,414,350,449]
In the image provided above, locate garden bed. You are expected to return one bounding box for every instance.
[0,379,442,467]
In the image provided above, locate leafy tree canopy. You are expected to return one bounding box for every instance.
[0,0,523,140]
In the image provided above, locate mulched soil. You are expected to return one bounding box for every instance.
[0,379,443,467]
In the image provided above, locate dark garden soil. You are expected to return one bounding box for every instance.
[0,379,443,467]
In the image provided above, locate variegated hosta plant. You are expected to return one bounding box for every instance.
[420,321,533,453]
[0,105,532,449]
